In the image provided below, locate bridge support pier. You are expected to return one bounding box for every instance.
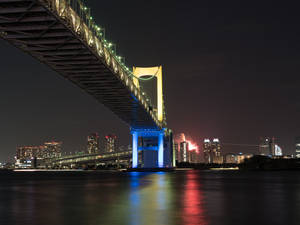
[132,131,139,168]
[131,128,166,168]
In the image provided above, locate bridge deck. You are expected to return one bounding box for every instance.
[0,0,162,128]
[51,151,133,165]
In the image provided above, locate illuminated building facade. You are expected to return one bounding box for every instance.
[224,153,253,164]
[211,138,222,163]
[203,139,211,163]
[174,143,179,162]
[16,141,62,164]
[259,138,270,155]
[16,146,45,160]
[189,149,199,163]
[180,141,189,163]
[224,153,237,164]
[203,138,222,164]
[87,133,99,154]
[236,153,253,163]
[274,144,283,156]
[295,137,300,158]
[44,141,62,158]
[104,134,117,153]
[259,137,277,156]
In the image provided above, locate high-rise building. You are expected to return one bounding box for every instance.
[16,141,62,161]
[174,143,180,162]
[87,133,99,154]
[16,146,45,160]
[189,149,199,163]
[259,137,275,156]
[274,144,283,156]
[179,141,189,162]
[104,134,117,153]
[203,139,211,163]
[203,138,222,164]
[44,141,62,158]
[211,138,222,163]
[295,137,300,158]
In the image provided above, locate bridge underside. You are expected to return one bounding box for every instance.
[0,0,158,129]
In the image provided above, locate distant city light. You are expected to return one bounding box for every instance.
[204,139,210,143]
[213,138,219,142]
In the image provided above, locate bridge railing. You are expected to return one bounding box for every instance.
[41,0,162,126]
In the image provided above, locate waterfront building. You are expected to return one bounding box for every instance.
[224,153,237,164]
[259,137,282,157]
[87,133,99,154]
[44,141,62,158]
[104,134,117,153]
[174,143,180,162]
[16,145,45,160]
[212,138,222,163]
[236,153,253,164]
[224,153,253,164]
[179,141,189,162]
[295,137,300,158]
[16,141,62,168]
[274,144,283,156]
[259,137,270,155]
[203,139,211,163]
[16,141,62,161]
[189,149,199,163]
[203,138,222,164]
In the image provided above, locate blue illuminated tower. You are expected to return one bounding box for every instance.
[131,128,174,168]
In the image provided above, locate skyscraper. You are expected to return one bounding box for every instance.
[87,133,100,154]
[211,138,222,163]
[203,138,222,163]
[203,139,211,163]
[104,134,117,153]
[44,141,62,158]
[295,137,300,158]
[174,143,180,162]
[189,149,199,163]
[179,141,189,162]
[274,144,283,156]
[259,137,275,156]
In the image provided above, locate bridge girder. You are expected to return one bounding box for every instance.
[0,0,164,129]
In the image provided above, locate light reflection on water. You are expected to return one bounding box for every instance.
[0,170,299,225]
[182,171,208,225]
[128,172,173,225]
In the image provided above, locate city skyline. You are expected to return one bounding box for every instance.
[1,0,300,162]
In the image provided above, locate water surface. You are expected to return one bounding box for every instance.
[0,170,299,225]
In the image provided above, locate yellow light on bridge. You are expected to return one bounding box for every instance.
[132,66,164,123]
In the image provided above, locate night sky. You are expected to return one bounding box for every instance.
[1,0,300,161]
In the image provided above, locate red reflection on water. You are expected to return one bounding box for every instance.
[182,171,208,225]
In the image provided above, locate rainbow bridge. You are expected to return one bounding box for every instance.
[0,0,174,168]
